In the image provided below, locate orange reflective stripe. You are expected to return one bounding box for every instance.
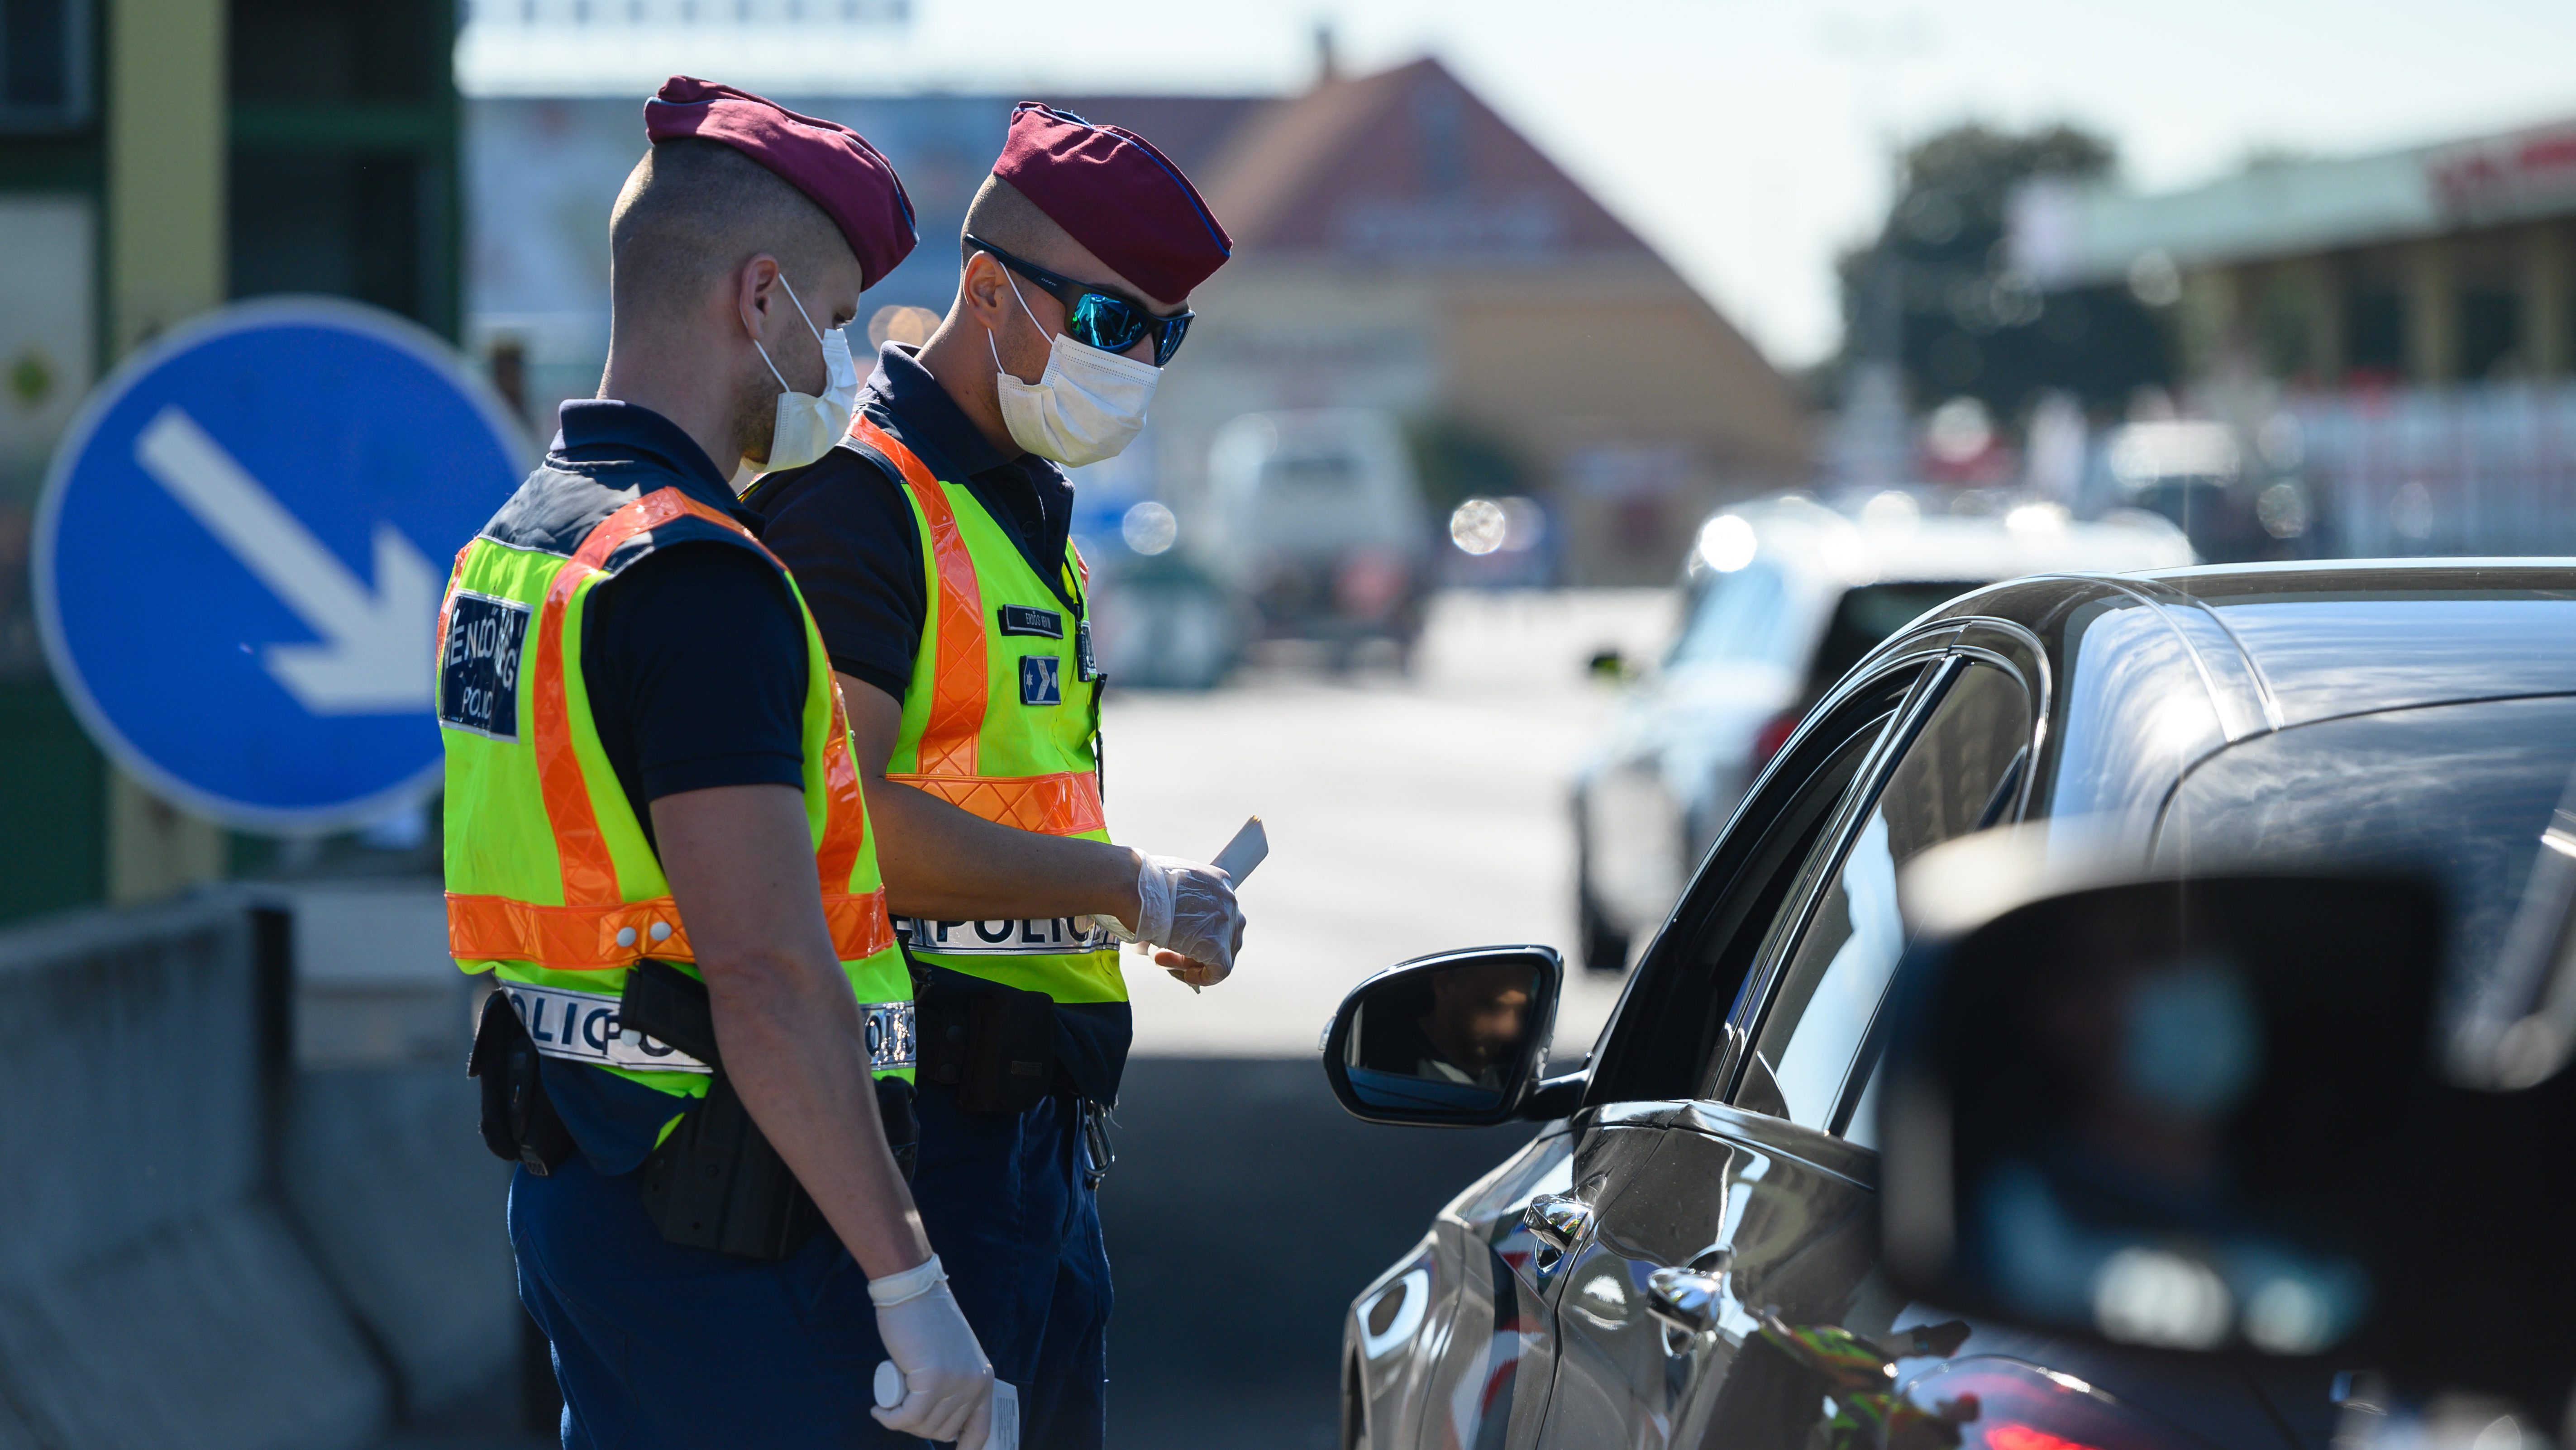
[849,416,985,777]
[529,487,870,906]
[448,888,895,970]
[887,769,1106,836]
[811,678,870,889]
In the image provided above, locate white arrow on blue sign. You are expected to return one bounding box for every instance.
[34,297,529,833]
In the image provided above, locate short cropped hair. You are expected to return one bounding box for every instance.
[610,137,853,321]
[958,175,1078,270]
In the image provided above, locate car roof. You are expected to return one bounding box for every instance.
[1928,557,2576,721]
[1710,491,2194,589]
[2141,558,2576,723]
[1884,558,2576,823]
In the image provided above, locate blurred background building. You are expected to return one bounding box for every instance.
[2008,112,2576,559]
[466,48,1808,589]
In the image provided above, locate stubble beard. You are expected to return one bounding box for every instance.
[730,361,781,467]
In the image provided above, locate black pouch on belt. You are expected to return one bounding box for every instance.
[468,988,574,1176]
[621,960,822,1260]
[621,961,921,1259]
[916,975,1057,1114]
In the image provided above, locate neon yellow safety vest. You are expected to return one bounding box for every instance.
[438,478,914,1104]
[847,416,1125,1008]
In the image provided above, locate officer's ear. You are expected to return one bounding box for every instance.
[957,250,1012,332]
[733,253,785,344]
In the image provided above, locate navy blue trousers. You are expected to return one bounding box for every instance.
[907,1084,1112,1450]
[510,1155,924,1449]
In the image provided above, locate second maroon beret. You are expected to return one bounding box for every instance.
[992,103,1232,304]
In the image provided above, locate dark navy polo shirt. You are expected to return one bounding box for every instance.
[540,400,811,1173]
[746,343,1080,707]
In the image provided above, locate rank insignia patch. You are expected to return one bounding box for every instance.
[1018,654,1062,706]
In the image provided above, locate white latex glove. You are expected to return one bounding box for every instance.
[1121,851,1245,981]
[870,1265,993,1447]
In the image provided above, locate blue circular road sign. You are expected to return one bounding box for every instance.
[35,298,528,833]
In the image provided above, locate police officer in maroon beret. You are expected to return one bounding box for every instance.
[443,78,994,1448]
[749,103,1243,1445]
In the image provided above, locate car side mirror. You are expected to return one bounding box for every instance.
[1322,946,1563,1127]
[1879,872,2443,1362]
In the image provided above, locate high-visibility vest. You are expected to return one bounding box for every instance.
[438,471,914,1106]
[847,417,1125,1008]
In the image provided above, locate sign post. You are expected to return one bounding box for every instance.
[35,297,527,834]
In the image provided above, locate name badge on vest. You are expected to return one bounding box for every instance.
[1019,654,1061,707]
[439,591,531,741]
[998,604,1064,639]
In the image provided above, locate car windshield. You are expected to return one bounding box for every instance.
[1668,561,1798,670]
[2152,694,2576,1025]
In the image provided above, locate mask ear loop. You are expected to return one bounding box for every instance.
[987,268,1058,380]
[752,268,828,393]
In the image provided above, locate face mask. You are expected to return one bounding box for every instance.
[748,271,857,475]
[990,274,1158,468]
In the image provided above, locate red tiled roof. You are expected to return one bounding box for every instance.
[1048,59,1657,261]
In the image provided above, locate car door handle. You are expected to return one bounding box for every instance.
[1645,1265,1725,1335]
[1522,1194,1593,1255]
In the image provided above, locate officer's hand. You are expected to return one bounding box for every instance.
[872,1279,994,1445]
[1130,853,1247,975]
[1157,949,1231,989]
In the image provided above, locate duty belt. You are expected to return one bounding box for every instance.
[896,915,1112,957]
[501,982,916,1075]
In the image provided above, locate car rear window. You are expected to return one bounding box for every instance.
[1259,454,1360,494]
[1805,582,1981,694]
[2153,694,2576,1023]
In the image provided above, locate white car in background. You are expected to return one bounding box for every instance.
[1204,409,1432,668]
[1570,489,2194,971]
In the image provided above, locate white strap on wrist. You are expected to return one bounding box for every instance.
[868,1253,946,1307]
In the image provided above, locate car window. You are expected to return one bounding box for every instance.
[1667,561,1798,671]
[1583,670,1927,1108]
[1738,661,2033,1134]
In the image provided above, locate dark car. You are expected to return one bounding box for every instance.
[1326,560,2576,1450]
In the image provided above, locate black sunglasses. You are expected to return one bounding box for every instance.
[965,233,1194,367]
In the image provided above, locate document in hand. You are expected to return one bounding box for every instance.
[1212,816,1268,884]
[1183,816,1267,995]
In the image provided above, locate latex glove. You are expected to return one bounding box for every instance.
[1126,852,1245,980]
[870,1265,993,1447]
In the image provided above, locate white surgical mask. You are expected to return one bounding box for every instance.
[990,274,1158,468]
[748,271,857,475]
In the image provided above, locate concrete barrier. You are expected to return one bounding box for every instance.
[268,881,524,1424]
[0,898,385,1449]
[0,889,527,1448]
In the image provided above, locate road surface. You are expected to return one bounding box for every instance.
[1107,588,1675,1065]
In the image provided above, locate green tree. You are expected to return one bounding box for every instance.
[1836,122,2172,421]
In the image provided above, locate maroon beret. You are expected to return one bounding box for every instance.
[993,103,1233,303]
[643,76,917,287]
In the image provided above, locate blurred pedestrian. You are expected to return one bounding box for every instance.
[746,103,1245,1446]
[439,76,993,1449]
